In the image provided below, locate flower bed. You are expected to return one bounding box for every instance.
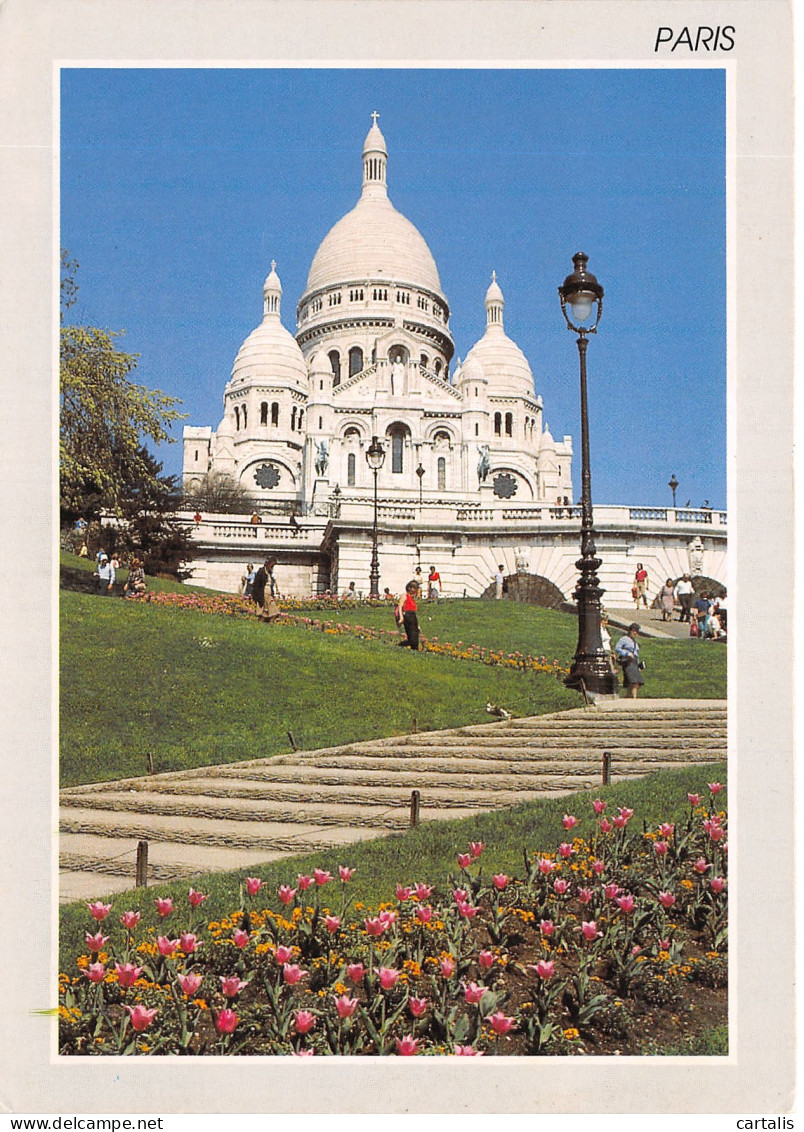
[59,785,727,1056]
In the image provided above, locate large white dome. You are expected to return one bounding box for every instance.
[304,117,443,297]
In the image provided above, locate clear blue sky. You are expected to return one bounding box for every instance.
[61,67,726,508]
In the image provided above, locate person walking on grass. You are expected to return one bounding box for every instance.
[615,622,645,699]
[493,564,505,599]
[659,578,675,622]
[253,557,280,622]
[396,581,421,650]
[427,565,441,602]
[633,563,649,608]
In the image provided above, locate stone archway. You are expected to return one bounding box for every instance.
[480,572,566,608]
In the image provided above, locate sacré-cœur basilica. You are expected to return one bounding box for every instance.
[182,116,726,603]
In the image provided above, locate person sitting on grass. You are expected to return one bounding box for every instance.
[123,557,147,597]
[396,581,421,650]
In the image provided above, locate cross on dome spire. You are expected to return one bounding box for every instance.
[371,110,380,126]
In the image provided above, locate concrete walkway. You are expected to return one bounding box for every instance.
[59,698,727,903]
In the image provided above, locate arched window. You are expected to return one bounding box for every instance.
[494,412,501,436]
[271,402,279,426]
[291,406,297,430]
[347,453,356,486]
[297,410,304,431]
[505,412,513,437]
[349,346,364,377]
[241,404,248,428]
[344,426,360,441]
[328,350,341,386]
[260,402,268,426]
[434,359,442,376]
[437,457,446,491]
[475,423,479,436]
[234,406,240,430]
[420,353,429,369]
[387,424,409,474]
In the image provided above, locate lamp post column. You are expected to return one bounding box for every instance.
[369,463,380,598]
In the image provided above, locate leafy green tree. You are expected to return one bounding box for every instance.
[182,469,253,514]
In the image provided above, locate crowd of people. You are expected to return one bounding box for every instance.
[91,549,147,598]
[630,565,727,640]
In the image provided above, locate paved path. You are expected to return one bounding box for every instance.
[607,607,711,640]
[59,698,727,903]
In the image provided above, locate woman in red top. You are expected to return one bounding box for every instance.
[396,581,420,650]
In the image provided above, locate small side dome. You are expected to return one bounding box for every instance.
[463,273,534,395]
[232,262,308,388]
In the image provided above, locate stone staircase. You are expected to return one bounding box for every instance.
[59,699,727,903]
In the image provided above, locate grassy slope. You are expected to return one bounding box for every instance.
[58,761,727,970]
[61,590,581,786]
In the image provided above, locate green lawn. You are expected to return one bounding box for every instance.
[58,760,726,971]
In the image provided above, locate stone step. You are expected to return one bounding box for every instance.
[349,733,727,751]
[264,753,722,776]
[276,744,725,768]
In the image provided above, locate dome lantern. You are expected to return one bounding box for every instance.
[263,260,282,318]
[485,270,505,330]
[362,110,388,198]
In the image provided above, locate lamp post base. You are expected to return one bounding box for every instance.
[565,664,619,698]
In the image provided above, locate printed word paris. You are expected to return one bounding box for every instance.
[654,26,735,51]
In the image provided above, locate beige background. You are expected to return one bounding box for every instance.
[0,0,794,1114]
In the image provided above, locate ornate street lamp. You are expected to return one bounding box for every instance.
[365,435,386,598]
[668,473,679,508]
[558,252,618,697]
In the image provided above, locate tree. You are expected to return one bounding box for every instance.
[115,448,195,578]
[182,469,253,514]
[60,325,186,517]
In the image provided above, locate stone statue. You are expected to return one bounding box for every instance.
[688,536,704,576]
[477,444,490,483]
[391,354,405,394]
[314,440,329,477]
[514,546,530,574]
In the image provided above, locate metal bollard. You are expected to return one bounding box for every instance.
[410,790,421,826]
[135,840,149,887]
[602,751,612,785]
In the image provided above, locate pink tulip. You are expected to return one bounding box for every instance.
[654,840,669,857]
[245,877,262,896]
[603,882,620,900]
[613,814,628,829]
[215,1008,238,1034]
[553,878,569,896]
[577,887,593,905]
[615,894,635,914]
[346,962,365,983]
[558,843,575,859]
[294,1009,316,1034]
[338,865,355,882]
[334,994,359,1019]
[87,902,112,922]
[469,841,484,859]
[453,888,469,903]
[457,853,472,869]
[659,823,675,838]
[232,929,249,949]
[492,874,510,890]
[283,963,307,985]
[297,874,312,890]
[188,889,208,908]
[454,1045,484,1056]
[632,945,642,956]
[154,897,173,918]
[488,1011,516,1035]
[478,950,494,970]
[278,885,297,905]
[537,858,555,875]
[178,973,203,996]
[119,910,141,931]
[592,860,605,875]
[114,962,143,988]
[708,782,724,794]
[378,966,399,990]
[395,884,413,902]
[599,819,614,834]
[86,962,106,984]
[694,857,711,874]
[220,975,247,997]
[592,799,607,815]
[530,959,556,979]
[313,868,332,886]
[157,935,179,958]
[710,876,726,893]
[439,955,455,978]
[379,909,397,927]
[325,915,341,934]
[660,938,671,951]
[618,807,635,822]
[396,1034,420,1056]
[126,1004,157,1032]
[688,793,701,807]
[581,920,602,941]
[539,919,555,937]
[415,904,433,923]
[562,814,578,830]
[708,825,725,843]
[275,944,294,964]
[409,996,429,1018]
[365,916,387,937]
[458,901,478,919]
[658,891,676,908]
[85,931,108,953]
[463,981,487,1005]
[179,932,201,954]
[413,883,434,900]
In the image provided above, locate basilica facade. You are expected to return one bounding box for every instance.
[183,115,573,521]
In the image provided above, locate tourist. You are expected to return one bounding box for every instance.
[253,557,280,621]
[241,563,256,599]
[633,563,649,608]
[713,590,727,632]
[342,581,357,601]
[615,623,645,699]
[396,581,421,650]
[659,578,675,622]
[674,573,694,622]
[96,553,115,596]
[493,564,504,599]
[600,612,617,675]
[693,592,712,638]
[123,557,147,596]
[382,587,396,602]
[78,543,88,558]
[427,566,441,602]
